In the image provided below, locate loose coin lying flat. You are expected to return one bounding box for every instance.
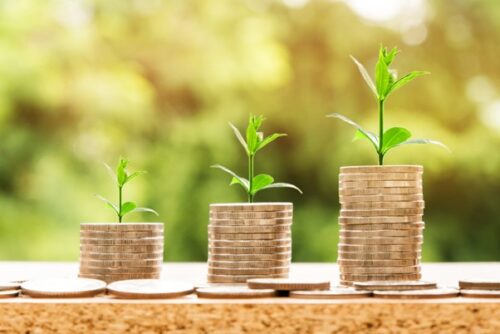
[21,278,106,298]
[289,287,372,299]
[107,279,194,299]
[247,278,330,291]
[460,290,500,298]
[196,286,277,299]
[459,280,500,290]
[210,203,292,212]
[0,282,21,291]
[340,165,423,173]
[208,273,287,284]
[353,281,437,291]
[373,288,459,299]
[0,290,20,298]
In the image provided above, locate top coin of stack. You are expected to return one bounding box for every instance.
[79,223,164,283]
[208,203,293,284]
[338,166,424,285]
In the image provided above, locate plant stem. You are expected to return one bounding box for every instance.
[378,99,385,165]
[118,185,123,223]
[248,154,254,203]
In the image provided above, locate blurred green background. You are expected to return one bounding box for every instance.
[0,0,499,262]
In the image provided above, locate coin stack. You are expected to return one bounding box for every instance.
[79,223,164,283]
[208,203,293,284]
[338,165,424,286]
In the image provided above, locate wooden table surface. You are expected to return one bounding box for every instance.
[0,262,499,333]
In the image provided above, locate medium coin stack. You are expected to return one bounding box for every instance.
[208,203,293,284]
[79,223,164,283]
[338,165,424,286]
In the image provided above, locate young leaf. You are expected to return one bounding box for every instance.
[375,46,391,99]
[257,133,287,152]
[386,71,429,98]
[250,174,275,195]
[229,122,249,155]
[350,55,377,98]
[381,127,412,154]
[131,207,160,216]
[260,182,303,194]
[126,170,146,184]
[211,164,250,191]
[103,163,116,182]
[383,46,399,66]
[395,138,451,151]
[246,115,263,155]
[121,201,137,216]
[95,194,119,215]
[327,113,379,149]
[230,176,250,190]
[116,158,128,186]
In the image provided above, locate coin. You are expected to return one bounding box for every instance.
[208,224,291,234]
[353,281,437,291]
[339,173,421,181]
[338,243,421,252]
[79,273,160,283]
[340,165,423,173]
[209,253,291,261]
[21,278,106,298]
[196,286,277,298]
[107,279,194,299]
[289,287,372,299]
[79,251,163,260]
[80,223,163,231]
[338,251,421,260]
[80,231,163,238]
[340,208,424,217]
[80,244,164,253]
[460,290,500,298]
[208,267,289,276]
[208,232,291,240]
[208,273,288,284]
[339,229,423,238]
[342,201,425,210]
[209,239,291,248]
[339,216,423,224]
[247,278,330,291]
[210,203,292,212]
[207,260,290,269]
[340,187,423,196]
[458,280,500,290]
[208,246,292,255]
[79,266,162,275]
[339,222,425,231]
[0,282,21,291]
[340,273,421,281]
[79,259,163,268]
[80,237,164,246]
[337,259,420,267]
[339,194,423,203]
[0,290,20,298]
[339,236,423,245]
[209,218,292,226]
[340,180,422,189]
[373,288,459,299]
[340,266,420,275]
[210,211,293,219]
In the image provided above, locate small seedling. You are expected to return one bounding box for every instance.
[328,45,448,165]
[212,115,302,203]
[96,158,159,222]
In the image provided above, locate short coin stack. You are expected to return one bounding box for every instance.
[79,223,164,283]
[208,203,293,284]
[338,165,424,286]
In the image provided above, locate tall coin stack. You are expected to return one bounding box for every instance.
[79,223,164,283]
[208,203,293,284]
[338,166,424,286]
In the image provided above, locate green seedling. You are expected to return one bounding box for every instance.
[212,115,302,203]
[328,45,448,165]
[96,158,159,222]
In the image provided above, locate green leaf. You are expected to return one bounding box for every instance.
[228,122,249,155]
[95,194,119,215]
[250,174,274,195]
[126,170,146,183]
[386,71,429,98]
[260,182,303,194]
[381,127,412,154]
[246,115,263,155]
[131,207,160,216]
[383,46,399,66]
[103,163,116,182]
[121,201,137,216]
[211,164,250,191]
[230,176,249,190]
[350,55,377,98]
[257,133,287,152]
[375,46,391,99]
[395,138,451,151]
[116,158,128,186]
[327,113,379,150]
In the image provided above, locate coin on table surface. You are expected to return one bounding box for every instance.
[460,290,500,298]
[338,251,421,261]
[79,265,162,275]
[337,259,420,267]
[208,260,290,269]
[209,252,291,261]
[338,243,422,253]
[339,223,425,231]
[289,287,372,299]
[247,278,331,291]
[339,215,423,225]
[339,236,423,245]
[340,180,422,189]
[210,203,293,212]
[106,279,193,299]
[209,218,292,227]
[339,266,420,275]
[340,273,422,282]
[80,230,163,238]
[208,245,291,255]
[339,172,422,181]
[210,211,293,220]
[208,232,291,241]
[458,279,500,290]
[340,208,424,217]
[339,193,424,203]
[342,201,425,210]
[0,282,21,291]
[80,223,163,232]
[340,187,423,196]
[208,224,291,234]
[208,267,289,276]
[340,165,423,174]
[353,280,437,291]
[373,288,459,299]
[0,290,20,298]
[208,273,288,284]
[80,244,164,253]
[79,259,163,268]
[79,251,163,261]
[79,237,164,246]
[209,239,291,248]
[196,286,277,299]
[21,278,106,298]
[339,229,423,238]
